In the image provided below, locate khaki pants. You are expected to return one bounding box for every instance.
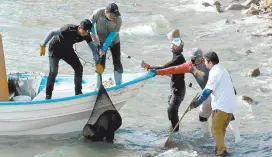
[212,110,232,154]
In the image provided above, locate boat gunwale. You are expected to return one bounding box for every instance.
[0,71,154,106]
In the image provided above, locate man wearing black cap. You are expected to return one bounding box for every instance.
[40,19,98,100]
[89,3,123,89]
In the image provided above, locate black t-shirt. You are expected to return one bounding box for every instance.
[149,52,186,95]
[49,24,92,55]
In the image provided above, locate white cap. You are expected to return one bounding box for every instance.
[172,38,184,46]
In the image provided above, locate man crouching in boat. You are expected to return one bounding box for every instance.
[82,110,122,143]
[40,19,102,100]
[149,48,241,143]
[141,37,186,132]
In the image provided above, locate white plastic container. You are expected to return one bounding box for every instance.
[13,95,31,102]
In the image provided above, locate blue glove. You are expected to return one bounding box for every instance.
[149,69,157,77]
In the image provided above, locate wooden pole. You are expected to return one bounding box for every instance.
[0,33,9,101]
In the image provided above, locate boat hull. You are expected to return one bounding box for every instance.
[0,72,154,135]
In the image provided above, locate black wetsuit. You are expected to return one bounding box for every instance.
[44,24,93,98]
[149,50,186,131]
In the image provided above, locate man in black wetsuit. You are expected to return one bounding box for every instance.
[40,19,103,100]
[141,38,186,132]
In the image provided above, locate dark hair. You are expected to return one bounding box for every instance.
[80,19,92,32]
[204,51,219,65]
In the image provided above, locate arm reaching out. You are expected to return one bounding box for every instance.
[156,61,192,75]
[40,28,61,56]
[41,28,61,46]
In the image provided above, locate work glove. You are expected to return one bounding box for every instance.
[97,43,106,57]
[141,60,150,70]
[149,69,157,77]
[40,45,46,56]
[188,93,200,111]
[99,49,106,56]
[96,64,104,74]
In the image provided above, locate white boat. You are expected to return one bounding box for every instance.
[0,71,155,136]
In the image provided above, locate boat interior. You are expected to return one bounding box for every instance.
[6,72,146,102]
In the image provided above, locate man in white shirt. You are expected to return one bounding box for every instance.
[190,51,236,156]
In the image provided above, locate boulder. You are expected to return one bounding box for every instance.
[260,0,272,9]
[214,1,224,12]
[167,29,180,40]
[245,3,260,15]
[202,2,212,7]
[225,4,247,10]
[242,0,260,9]
[241,95,253,102]
[247,67,260,77]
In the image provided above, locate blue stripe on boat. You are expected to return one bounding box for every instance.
[0,71,155,106]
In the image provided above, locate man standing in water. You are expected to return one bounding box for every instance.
[141,37,186,132]
[40,19,101,100]
[149,48,241,143]
[89,3,123,88]
[189,51,237,156]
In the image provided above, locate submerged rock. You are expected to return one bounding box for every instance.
[259,87,270,93]
[151,14,171,34]
[141,152,158,157]
[225,19,231,23]
[245,50,253,54]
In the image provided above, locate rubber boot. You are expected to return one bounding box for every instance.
[95,72,102,90]
[229,119,242,143]
[200,121,210,138]
[114,71,122,85]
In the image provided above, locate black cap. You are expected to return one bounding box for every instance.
[106,3,121,17]
[80,19,92,33]
[204,51,219,64]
